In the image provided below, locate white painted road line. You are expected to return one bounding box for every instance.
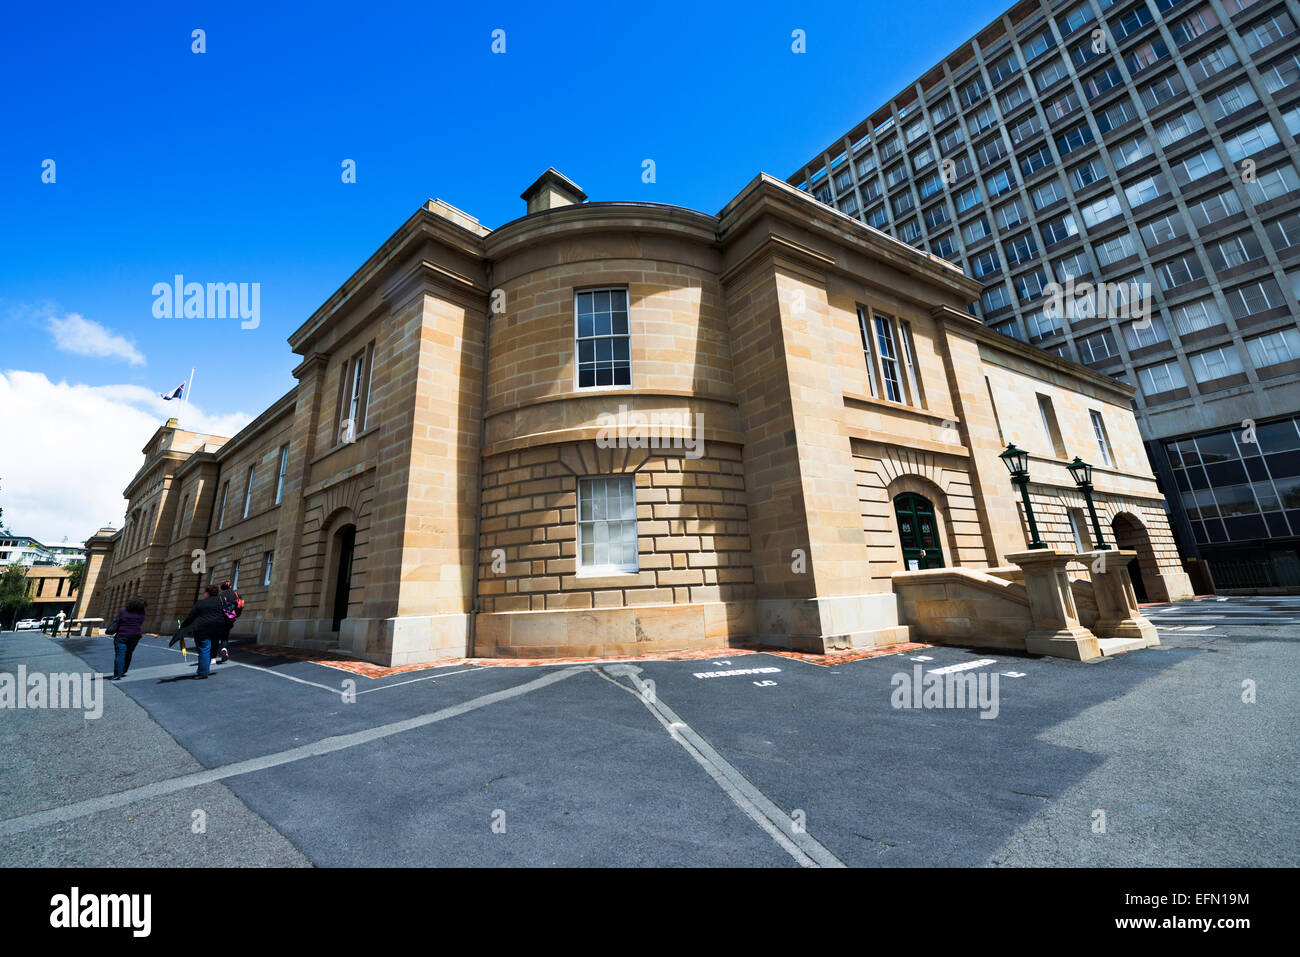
[928,658,998,675]
[596,666,846,869]
[0,666,587,837]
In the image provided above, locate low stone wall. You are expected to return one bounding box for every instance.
[892,568,1033,651]
[985,565,1098,629]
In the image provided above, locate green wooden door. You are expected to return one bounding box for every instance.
[894,492,945,570]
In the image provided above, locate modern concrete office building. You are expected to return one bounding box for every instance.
[75,169,1191,665]
[789,0,1300,591]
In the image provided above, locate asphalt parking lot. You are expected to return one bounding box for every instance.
[2,596,1297,867]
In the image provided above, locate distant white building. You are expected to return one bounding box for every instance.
[0,534,84,567]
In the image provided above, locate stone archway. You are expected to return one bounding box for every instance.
[1111,512,1168,603]
[886,474,959,572]
[320,508,358,632]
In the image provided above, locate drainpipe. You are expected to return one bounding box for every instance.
[465,261,494,658]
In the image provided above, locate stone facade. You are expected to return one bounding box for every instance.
[80,170,1192,663]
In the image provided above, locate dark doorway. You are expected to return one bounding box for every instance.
[1112,513,1163,603]
[1126,555,1149,603]
[895,492,945,570]
[331,524,356,631]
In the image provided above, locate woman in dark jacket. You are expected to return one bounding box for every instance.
[179,584,226,679]
[110,596,147,680]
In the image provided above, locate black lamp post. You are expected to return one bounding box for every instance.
[1000,443,1047,549]
[1067,456,1110,550]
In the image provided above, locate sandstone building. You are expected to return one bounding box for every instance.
[74,170,1192,665]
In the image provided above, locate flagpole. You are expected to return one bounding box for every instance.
[185,367,195,423]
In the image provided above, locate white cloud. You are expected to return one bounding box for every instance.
[0,371,253,545]
[47,313,146,366]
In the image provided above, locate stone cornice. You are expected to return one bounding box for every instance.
[717,174,982,303]
[932,304,1137,402]
[484,202,719,260]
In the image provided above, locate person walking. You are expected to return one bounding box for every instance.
[178,584,225,679]
[109,597,147,680]
[215,580,243,664]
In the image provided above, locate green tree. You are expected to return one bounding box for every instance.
[65,560,85,594]
[0,561,30,630]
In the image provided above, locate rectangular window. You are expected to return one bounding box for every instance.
[1124,172,1169,207]
[1187,188,1243,229]
[1156,254,1206,291]
[1245,163,1300,204]
[964,216,992,243]
[1169,5,1219,48]
[1265,211,1300,252]
[263,552,274,587]
[576,288,631,388]
[955,186,982,213]
[1189,346,1245,381]
[217,481,229,531]
[242,465,255,519]
[857,307,880,398]
[1242,11,1297,54]
[231,560,241,591]
[1139,213,1187,247]
[1187,43,1240,84]
[1224,278,1286,319]
[1078,329,1120,364]
[1170,298,1224,335]
[1008,113,1042,146]
[899,321,923,408]
[1096,233,1137,266]
[1034,181,1069,212]
[1111,134,1153,170]
[875,315,904,403]
[1037,394,1067,457]
[577,476,638,574]
[1210,231,1265,270]
[275,444,289,504]
[1246,328,1300,368]
[1123,314,1170,349]
[1090,410,1114,467]
[1222,120,1280,163]
[174,493,190,537]
[1138,359,1188,396]
[1080,194,1122,228]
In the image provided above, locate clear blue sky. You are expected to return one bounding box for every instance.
[2,0,1007,422]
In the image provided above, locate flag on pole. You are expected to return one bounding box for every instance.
[160,382,186,401]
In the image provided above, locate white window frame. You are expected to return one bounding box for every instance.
[242,465,255,519]
[574,287,632,391]
[576,476,639,575]
[275,444,289,504]
[1090,410,1114,467]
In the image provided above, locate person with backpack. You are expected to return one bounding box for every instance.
[178,584,225,679]
[215,579,243,663]
[107,596,147,680]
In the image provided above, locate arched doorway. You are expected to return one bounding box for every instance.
[1111,512,1167,603]
[329,524,356,631]
[894,492,946,570]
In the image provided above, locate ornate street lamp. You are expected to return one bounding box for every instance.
[1067,455,1110,550]
[1000,443,1047,549]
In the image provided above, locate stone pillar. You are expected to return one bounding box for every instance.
[1007,548,1100,661]
[1076,549,1159,648]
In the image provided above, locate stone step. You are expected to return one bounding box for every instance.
[1096,636,1154,656]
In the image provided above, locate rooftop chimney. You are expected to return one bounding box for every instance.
[521,168,587,215]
